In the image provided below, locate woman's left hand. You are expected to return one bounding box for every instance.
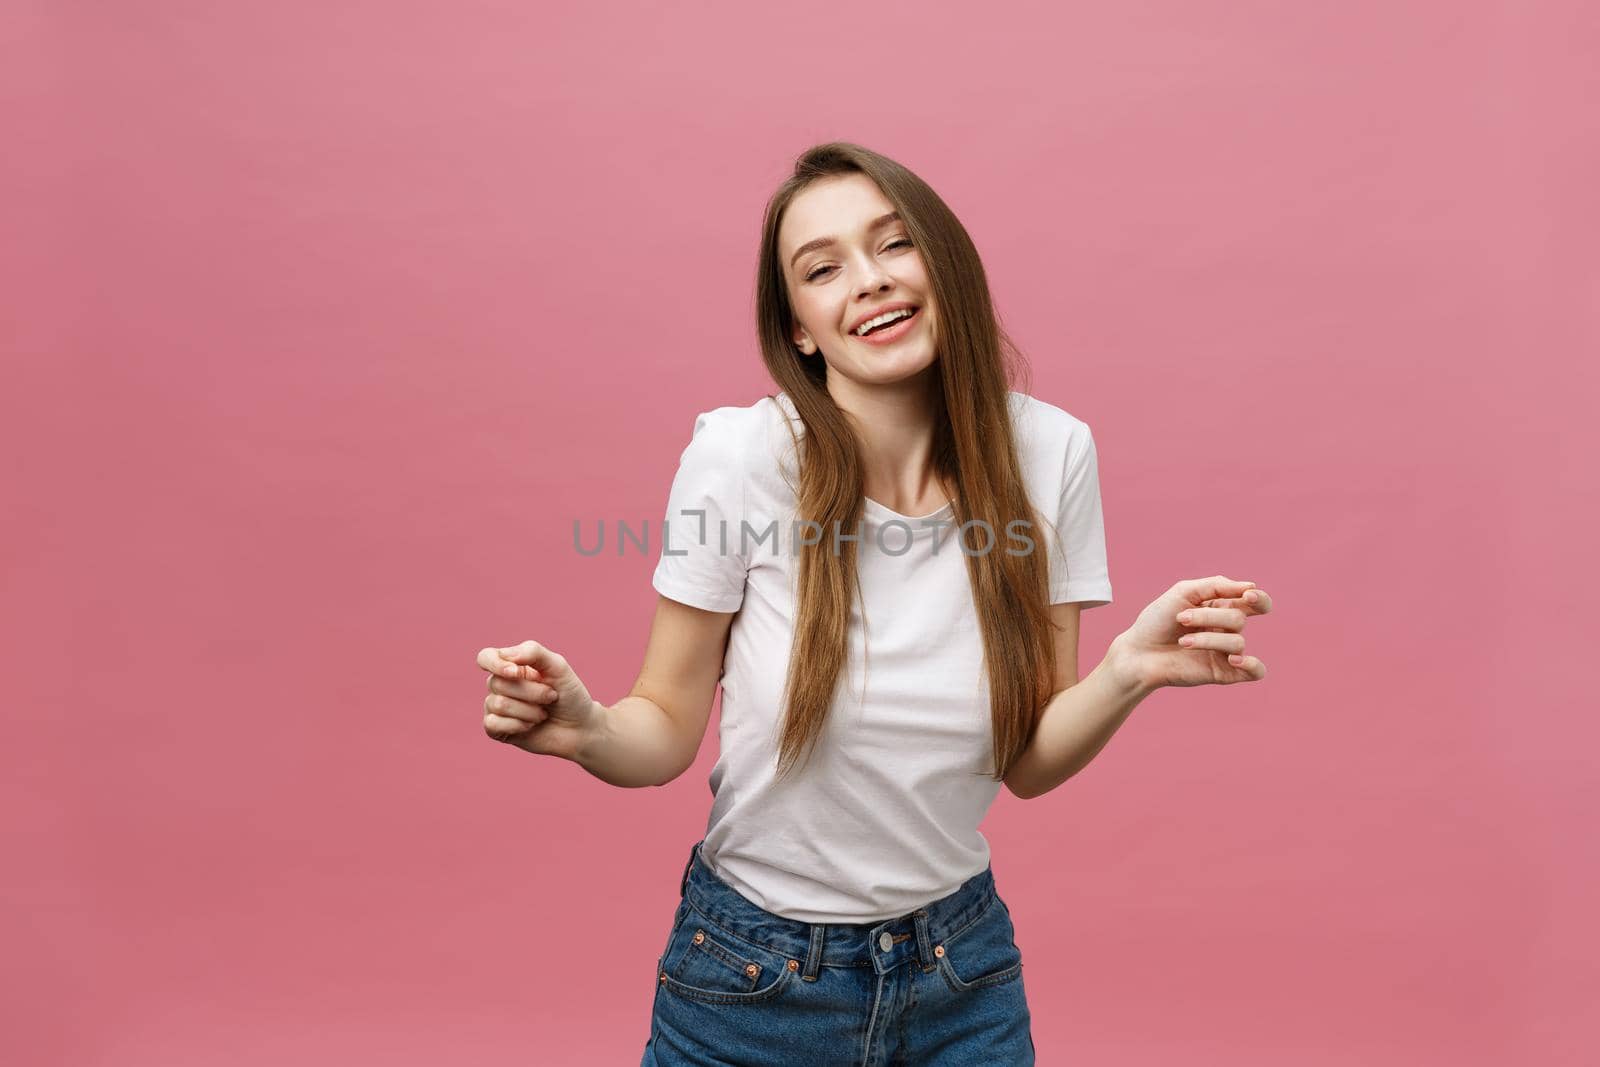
[1107,575,1272,692]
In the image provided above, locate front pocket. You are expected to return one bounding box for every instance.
[936,896,1024,993]
[660,915,795,1005]
[653,899,690,988]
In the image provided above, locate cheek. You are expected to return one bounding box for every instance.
[902,252,932,286]
[793,293,839,336]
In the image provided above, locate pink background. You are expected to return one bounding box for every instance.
[4,2,1595,1063]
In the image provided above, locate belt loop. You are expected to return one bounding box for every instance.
[802,922,826,981]
[913,909,936,973]
[679,840,700,898]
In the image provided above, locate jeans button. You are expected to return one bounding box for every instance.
[879,931,894,952]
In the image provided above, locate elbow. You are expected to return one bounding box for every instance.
[1003,777,1038,802]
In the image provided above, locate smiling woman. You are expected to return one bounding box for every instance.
[634,143,1099,1066]
[477,140,1272,1067]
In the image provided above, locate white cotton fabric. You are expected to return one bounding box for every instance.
[650,390,1113,923]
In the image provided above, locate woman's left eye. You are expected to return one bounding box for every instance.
[886,238,912,251]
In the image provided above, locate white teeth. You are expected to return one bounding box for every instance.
[853,307,915,336]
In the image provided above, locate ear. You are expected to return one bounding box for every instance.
[792,327,815,354]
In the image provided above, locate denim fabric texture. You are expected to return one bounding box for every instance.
[641,839,1035,1066]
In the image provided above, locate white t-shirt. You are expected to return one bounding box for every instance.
[651,390,1113,923]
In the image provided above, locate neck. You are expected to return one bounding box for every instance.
[825,369,948,510]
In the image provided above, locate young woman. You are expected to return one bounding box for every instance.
[476,142,1273,1065]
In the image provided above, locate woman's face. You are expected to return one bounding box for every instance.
[779,173,939,389]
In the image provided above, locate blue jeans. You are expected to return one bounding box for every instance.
[641,839,1035,1066]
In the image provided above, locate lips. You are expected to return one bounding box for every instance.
[851,305,921,344]
[848,302,920,336]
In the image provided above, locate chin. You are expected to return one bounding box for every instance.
[861,350,939,383]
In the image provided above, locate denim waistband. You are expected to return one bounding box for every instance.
[674,839,1002,980]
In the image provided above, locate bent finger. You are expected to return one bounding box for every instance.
[1176,606,1248,631]
[478,646,544,681]
[1177,632,1246,653]
[497,640,565,675]
[484,711,536,739]
[1203,589,1272,616]
[1242,588,1272,614]
[1186,575,1255,604]
[484,693,550,724]
[1225,654,1267,680]
[487,675,559,703]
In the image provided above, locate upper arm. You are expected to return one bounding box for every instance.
[630,593,736,779]
[650,408,750,614]
[1049,601,1082,694]
[1046,421,1113,609]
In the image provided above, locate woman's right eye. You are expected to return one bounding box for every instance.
[806,265,834,281]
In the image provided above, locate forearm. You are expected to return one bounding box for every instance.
[1007,641,1158,800]
[573,696,692,789]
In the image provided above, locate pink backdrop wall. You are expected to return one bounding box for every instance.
[4,2,1594,1063]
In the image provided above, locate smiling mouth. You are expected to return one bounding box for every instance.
[852,306,921,338]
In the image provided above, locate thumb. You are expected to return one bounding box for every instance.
[1187,575,1255,603]
[499,639,560,673]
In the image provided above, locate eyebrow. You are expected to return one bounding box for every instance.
[788,211,902,269]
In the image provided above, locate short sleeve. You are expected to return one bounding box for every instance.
[1047,423,1113,608]
[651,409,749,613]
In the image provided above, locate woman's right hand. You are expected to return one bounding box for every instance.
[476,640,603,762]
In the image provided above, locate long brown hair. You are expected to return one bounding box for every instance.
[755,141,1062,785]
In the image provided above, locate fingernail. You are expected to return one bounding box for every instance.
[1176,612,1192,624]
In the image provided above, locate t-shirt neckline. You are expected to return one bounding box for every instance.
[862,496,955,523]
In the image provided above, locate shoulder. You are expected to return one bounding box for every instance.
[679,393,806,475]
[675,395,782,455]
[1007,390,1094,461]
[686,394,789,436]
[667,396,801,512]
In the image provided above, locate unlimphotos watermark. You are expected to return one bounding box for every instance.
[573,512,1045,559]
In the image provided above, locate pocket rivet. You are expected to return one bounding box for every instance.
[934,945,945,957]
[787,959,799,971]
[745,963,759,977]
[659,973,667,983]
[692,931,705,944]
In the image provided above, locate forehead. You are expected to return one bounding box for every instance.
[779,173,896,256]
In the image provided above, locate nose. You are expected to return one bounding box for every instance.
[855,262,892,298]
